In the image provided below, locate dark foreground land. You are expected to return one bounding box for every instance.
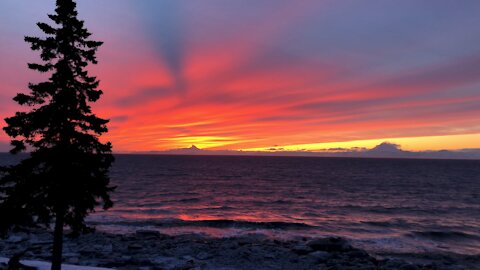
[1,229,478,270]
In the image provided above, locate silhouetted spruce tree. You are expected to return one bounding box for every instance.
[0,1,114,269]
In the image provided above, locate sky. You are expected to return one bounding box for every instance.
[1,0,480,152]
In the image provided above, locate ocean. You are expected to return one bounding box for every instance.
[1,154,480,256]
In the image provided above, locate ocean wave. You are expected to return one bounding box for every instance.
[154,219,316,229]
[202,206,235,211]
[361,219,411,228]
[153,192,201,197]
[90,218,316,230]
[109,208,173,214]
[273,199,295,204]
[407,230,480,241]
[175,198,201,203]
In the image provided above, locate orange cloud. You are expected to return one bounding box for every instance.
[1,1,480,152]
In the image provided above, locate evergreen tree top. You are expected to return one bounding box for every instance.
[1,0,114,236]
[5,0,109,155]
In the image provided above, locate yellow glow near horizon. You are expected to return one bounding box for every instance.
[243,133,480,152]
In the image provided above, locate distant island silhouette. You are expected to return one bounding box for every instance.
[134,142,480,159]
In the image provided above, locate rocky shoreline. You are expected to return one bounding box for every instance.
[1,229,478,270]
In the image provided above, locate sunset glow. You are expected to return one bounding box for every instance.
[245,133,480,152]
[1,0,480,152]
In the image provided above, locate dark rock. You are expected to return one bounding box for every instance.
[63,252,80,258]
[307,237,352,252]
[79,247,98,256]
[292,244,313,255]
[28,239,53,246]
[1,229,468,270]
[310,250,331,262]
[181,255,195,261]
[6,236,25,244]
[195,251,212,260]
[175,261,196,270]
[263,253,276,259]
[346,249,369,259]
[399,264,420,270]
[128,256,152,265]
[7,253,37,270]
[128,243,143,250]
[237,239,250,246]
[136,230,163,238]
[380,259,410,269]
[120,255,132,261]
[151,256,186,269]
[66,257,80,264]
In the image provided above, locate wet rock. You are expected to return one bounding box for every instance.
[381,258,409,269]
[89,243,113,253]
[136,230,163,238]
[182,255,195,261]
[173,260,196,270]
[263,253,276,259]
[128,256,152,266]
[23,251,35,258]
[309,250,331,262]
[121,255,132,261]
[151,256,184,269]
[98,259,128,268]
[290,257,299,263]
[66,257,80,264]
[307,237,352,252]
[63,252,80,258]
[6,235,25,244]
[28,238,53,245]
[1,229,473,270]
[79,247,98,256]
[195,251,212,260]
[103,243,114,253]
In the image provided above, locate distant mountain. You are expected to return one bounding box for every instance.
[161,145,207,155]
[359,142,480,159]
[136,143,480,160]
[361,142,411,158]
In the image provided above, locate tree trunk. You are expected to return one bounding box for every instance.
[51,209,65,270]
